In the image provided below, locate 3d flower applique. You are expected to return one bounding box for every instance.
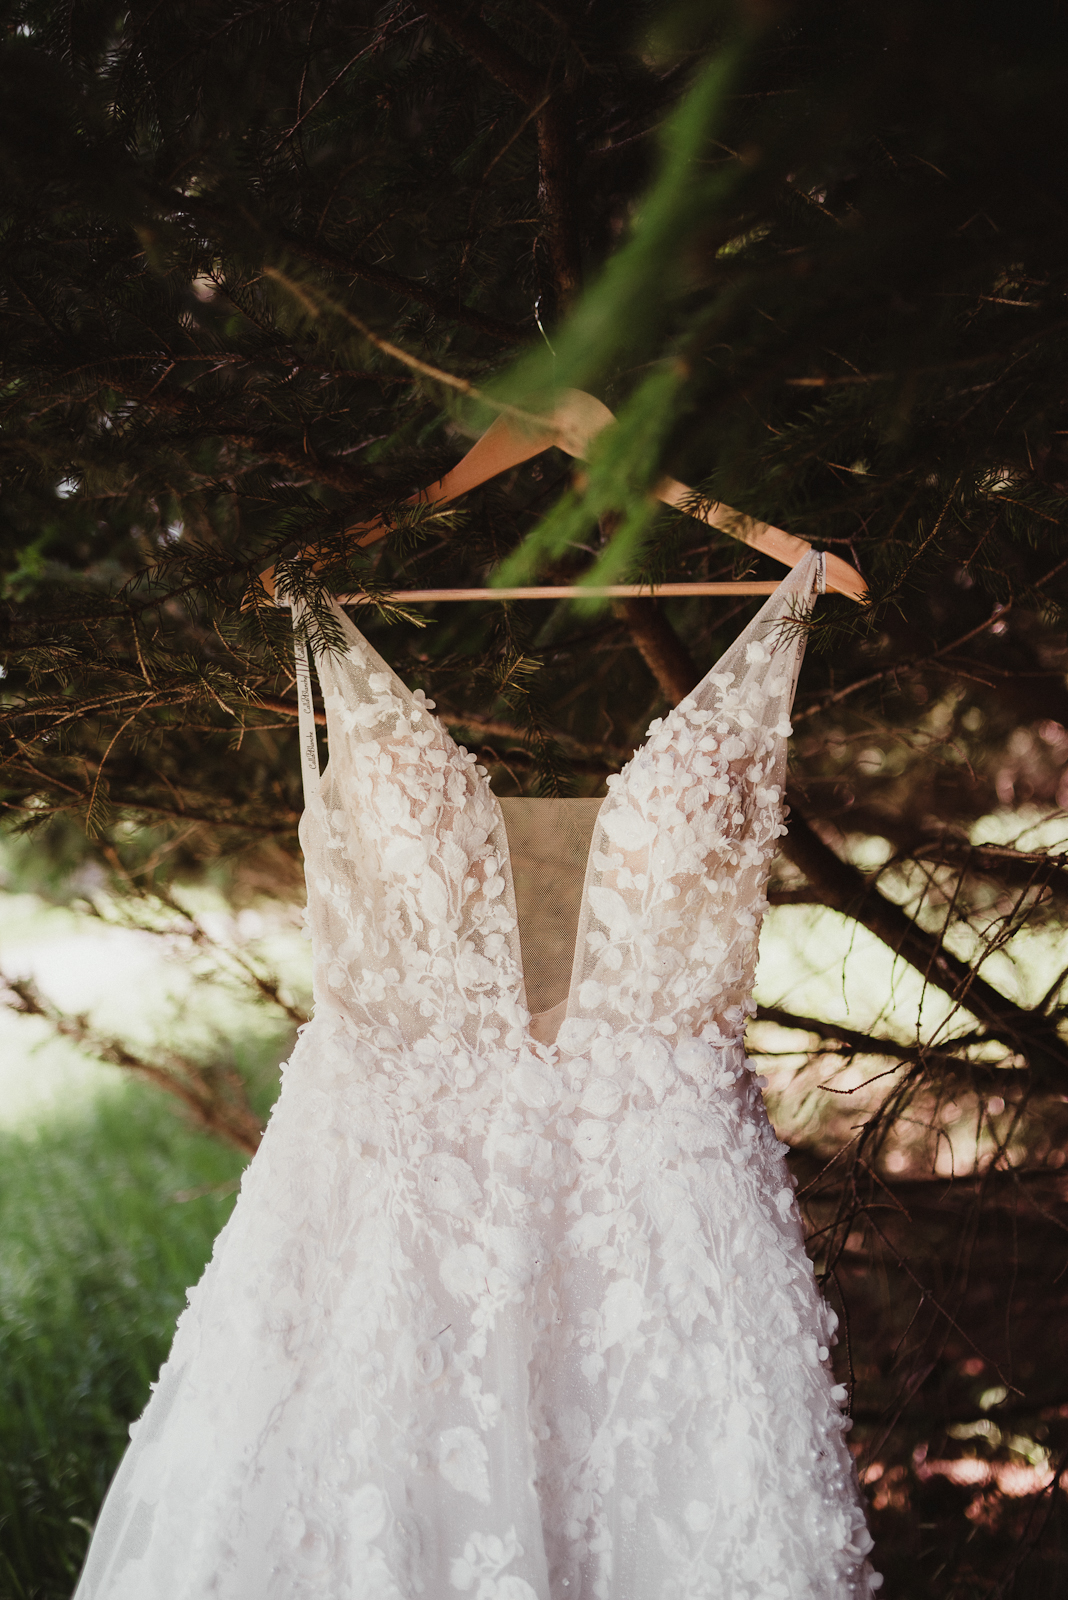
[449,1528,536,1596]
[349,1482,388,1544]
[418,1154,484,1217]
[437,1426,492,1503]
[95,562,875,1600]
[413,1327,455,1389]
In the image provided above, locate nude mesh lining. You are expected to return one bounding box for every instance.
[498,796,603,1034]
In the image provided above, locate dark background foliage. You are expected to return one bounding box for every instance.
[1,0,1068,1593]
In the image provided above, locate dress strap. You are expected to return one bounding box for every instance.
[289,599,322,809]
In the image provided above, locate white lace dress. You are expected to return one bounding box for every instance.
[73,551,879,1600]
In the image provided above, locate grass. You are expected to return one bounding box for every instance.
[0,1077,266,1599]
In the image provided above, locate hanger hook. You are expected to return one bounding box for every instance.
[533,295,556,357]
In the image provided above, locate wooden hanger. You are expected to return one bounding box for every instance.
[255,389,867,605]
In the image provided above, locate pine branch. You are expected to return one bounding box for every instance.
[781,803,1067,1078]
[96,375,379,495]
[420,0,580,301]
[419,1,543,110]
[155,182,530,340]
[617,596,1068,1079]
[614,596,701,707]
[912,838,1068,902]
[257,687,630,768]
[254,692,326,726]
[0,971,264,1154]
[277,230,526,342]
[753,1004,1016,1077]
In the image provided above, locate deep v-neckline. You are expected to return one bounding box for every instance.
[307,549,820,1047]
[491,793,607,1044]
[468,551,819,1042]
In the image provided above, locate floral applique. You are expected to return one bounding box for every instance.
[72,555,878,1600]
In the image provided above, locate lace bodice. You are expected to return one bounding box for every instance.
[299,554,815,1058]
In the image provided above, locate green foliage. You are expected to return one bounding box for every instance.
[0,1085,251,1598]
[1,3,1068,1590]
[490,43,746,405]
[1,0,1065,861]
[493,366,685,595]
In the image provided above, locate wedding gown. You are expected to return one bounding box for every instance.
[73,550,878,1599]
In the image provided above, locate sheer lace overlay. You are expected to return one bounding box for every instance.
[74,551,878,1600]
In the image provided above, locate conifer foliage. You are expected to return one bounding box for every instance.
[2,1,1068,1588]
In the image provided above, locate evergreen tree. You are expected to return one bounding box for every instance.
[2,1,1068,1591]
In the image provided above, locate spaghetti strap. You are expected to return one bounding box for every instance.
[290,599,322,811]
